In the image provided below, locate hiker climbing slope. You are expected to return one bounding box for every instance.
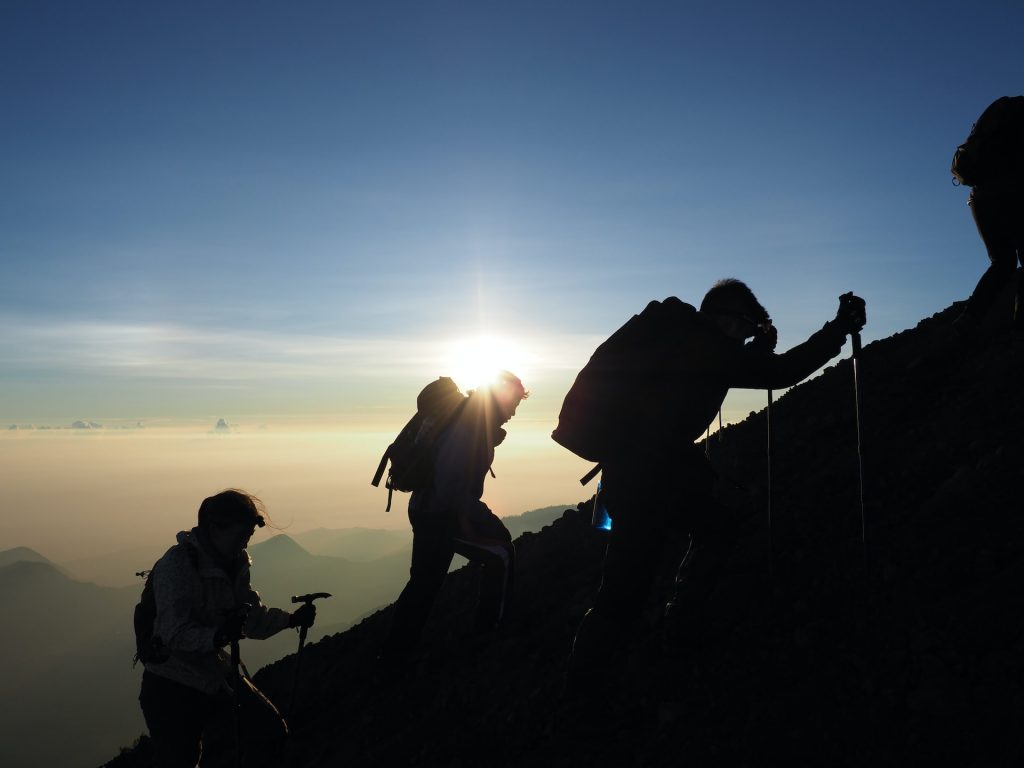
[951,95,1024,338]
[378,371,528,671]
[553,279,866,698]
[136,489,316,768]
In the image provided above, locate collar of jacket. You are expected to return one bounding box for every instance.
[179,527,251,580]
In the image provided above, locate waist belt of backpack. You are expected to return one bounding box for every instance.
[371,447,398,512]
[371,448,390,488]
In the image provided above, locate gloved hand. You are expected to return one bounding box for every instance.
[745,322,778,355]
[834,293,867,335]
[214,608,248,648]
[289,602,316,629]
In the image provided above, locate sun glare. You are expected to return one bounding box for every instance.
[445,334,530,392]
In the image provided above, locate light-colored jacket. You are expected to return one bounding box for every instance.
[144,528,291,694]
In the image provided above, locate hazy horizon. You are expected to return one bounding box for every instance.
[1,419,594,563]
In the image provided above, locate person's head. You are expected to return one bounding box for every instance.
[197,489,266,556]
[700,278,772,341]
[488,370,529,424]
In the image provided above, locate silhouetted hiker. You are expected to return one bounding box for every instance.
[951,96,1024,338]
[378,371,528,673]
[137,489,316,768]
[553,280,866,703]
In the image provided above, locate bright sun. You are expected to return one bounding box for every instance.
[444,334,530,392]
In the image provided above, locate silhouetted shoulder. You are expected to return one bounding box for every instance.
[152,540,200,585]
[648,296,701,339]
[658,296,697,314]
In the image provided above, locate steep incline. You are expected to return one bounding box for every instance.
[106,304,1024,767]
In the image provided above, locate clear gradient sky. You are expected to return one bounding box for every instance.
[1,1,1021,557]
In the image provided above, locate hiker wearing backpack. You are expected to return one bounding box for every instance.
[378,371,528,672]
[136,489,316,768]
[951,95,1024,338]
[554,280,866,699]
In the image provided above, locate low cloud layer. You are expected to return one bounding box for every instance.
[0,316,599,385]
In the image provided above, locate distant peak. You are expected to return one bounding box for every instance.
[250,534,310,558]
[0,546,53,568]
[0,559,70,584]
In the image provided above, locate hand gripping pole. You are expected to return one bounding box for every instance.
[284,592,332,720]
[851,332,866,555]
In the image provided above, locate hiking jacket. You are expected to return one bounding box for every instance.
[144,528,291,695]
[555,297,847,467]
[410,393,501,533]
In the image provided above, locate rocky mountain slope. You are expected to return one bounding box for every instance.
[106,303,1024,767]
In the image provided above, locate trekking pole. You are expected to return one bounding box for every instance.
[767,389,775,577]
[227,602,251,768]
[230,637,243,768]
[284,592,332,720]
[851,331,867,557]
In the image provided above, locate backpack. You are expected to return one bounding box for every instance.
[372,377,468,511]
[951,96,1024,187]
[552,297,698,483]
[132,545,199,666]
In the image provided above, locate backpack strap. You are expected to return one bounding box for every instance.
[371,447,390,488]
[579,463,602,486]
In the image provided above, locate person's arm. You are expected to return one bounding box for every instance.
[723,320,848,390]
[714,294,865,390]
[151,546,219,653]
[237,567,292,640]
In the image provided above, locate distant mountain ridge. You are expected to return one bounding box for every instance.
[250,532,312,560]
[63,544,169,588]
[0,546,60,570]
[0,557,141,768]
[55,507,571,588]
[290,527,411,560]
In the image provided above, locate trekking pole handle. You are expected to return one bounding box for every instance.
[851,331,862,358]
[291,592,332,605]
[291,592,331,645]
[284,593,330,721]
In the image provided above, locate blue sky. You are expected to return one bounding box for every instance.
[2,0,1022,423]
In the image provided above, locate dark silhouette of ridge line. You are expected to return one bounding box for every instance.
[104,301,1024,767]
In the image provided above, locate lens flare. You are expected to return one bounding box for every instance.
[444,334,529,392]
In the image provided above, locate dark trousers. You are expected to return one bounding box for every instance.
[382,501,514,663]
[139,670,286,768]
[568,462,734,691]
[966,187,1024,323]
